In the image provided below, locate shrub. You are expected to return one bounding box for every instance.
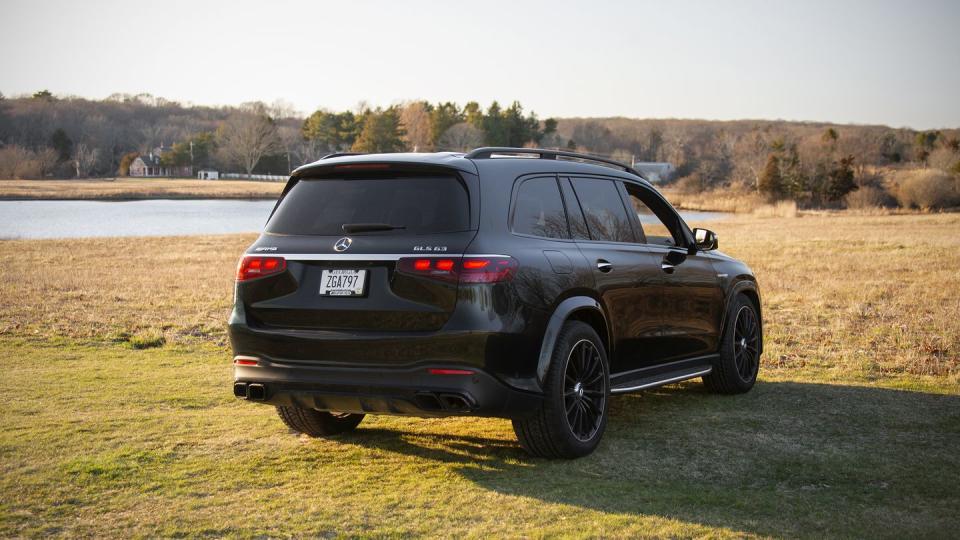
[893,169,960,209]
[752,200,798,218]
[845,185,895,209]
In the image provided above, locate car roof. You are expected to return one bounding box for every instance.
[291,149,652,185]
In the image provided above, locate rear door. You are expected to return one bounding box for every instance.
[563,176,669,373]
[241,171,477,332]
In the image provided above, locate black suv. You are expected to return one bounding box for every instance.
[230,148,762,458]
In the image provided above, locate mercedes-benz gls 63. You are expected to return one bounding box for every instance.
[229,148,762,458]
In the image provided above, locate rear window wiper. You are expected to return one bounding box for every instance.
[341,222,407,233]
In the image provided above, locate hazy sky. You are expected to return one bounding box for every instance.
[1,0,958,129]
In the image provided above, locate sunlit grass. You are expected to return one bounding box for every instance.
[1,213,959,536]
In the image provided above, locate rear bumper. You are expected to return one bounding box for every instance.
[233,360,542,419]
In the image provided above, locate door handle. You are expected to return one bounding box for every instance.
[596,260,613,273]
[661,262,675,274]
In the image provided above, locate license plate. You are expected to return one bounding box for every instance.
[319,269,367,296]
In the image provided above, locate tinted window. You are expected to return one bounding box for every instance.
[266,176,470,235]
[625,184,683,246]
[513,177,569,239]
[560,178,591,240]
[569,178,635,242]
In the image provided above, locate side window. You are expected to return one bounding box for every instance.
[569,178,635,243]
[625,184,684,247]
[512,177,570,239]
[559,178,590,240]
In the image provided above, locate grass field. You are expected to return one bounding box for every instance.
[1,214,959,537]
[0,178,284,200]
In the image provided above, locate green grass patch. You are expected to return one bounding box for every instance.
[1,338,958,537]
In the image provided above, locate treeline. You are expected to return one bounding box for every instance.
[556,117,960,208]
[0,91,555,179]
[1,90,958,208]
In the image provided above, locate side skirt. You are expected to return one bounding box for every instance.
[609,354,717,394]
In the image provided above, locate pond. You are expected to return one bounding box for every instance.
[0,200,730,240]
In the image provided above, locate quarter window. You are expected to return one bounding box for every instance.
[569,178,635,243]
[512,177,569,239]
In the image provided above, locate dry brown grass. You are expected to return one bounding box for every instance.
[0,234,253,346]
[657,186,766,213]
[2,213,959,381]
[0,178,283,200]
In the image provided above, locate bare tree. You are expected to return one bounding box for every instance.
[217,106,283,175]
[399,101,433,152]
[35,147,58,178]
[437,122,484,152]
[73,143,99,178]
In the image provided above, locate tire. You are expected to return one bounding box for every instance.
[703,293,761,394]
[513,320,610,459]
[276,406,365,437]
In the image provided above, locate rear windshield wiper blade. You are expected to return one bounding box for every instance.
[341,222,407,233]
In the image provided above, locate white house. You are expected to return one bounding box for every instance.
[197,169,220,180]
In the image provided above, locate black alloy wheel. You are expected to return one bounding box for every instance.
[564,339,607,442]
[733,305,760,382]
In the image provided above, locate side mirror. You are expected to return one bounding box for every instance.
[693,228,718,251]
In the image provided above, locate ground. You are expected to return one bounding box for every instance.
[1,213,958,537]
[0,178,283,200]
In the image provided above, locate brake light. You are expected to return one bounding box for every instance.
[236,256,287,281]
[397,256,517,284]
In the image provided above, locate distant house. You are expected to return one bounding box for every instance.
[129,146,192,177]
[197,169,220,180]
[633,162,675,183]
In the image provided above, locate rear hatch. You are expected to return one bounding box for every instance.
[238,168,478,333]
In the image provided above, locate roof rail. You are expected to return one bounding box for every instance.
[464,147,643,178]
[320,152,365,160]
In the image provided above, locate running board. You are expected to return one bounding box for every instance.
[610,364,713,394]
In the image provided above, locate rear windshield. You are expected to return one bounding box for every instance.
[265,175,470,236]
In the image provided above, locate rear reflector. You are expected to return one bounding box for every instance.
[233,356,260,366]
[397,256,517,284]
[236,256,286,281]
[428,368,475,376]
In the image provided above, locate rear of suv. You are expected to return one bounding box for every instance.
[230,148,762,458]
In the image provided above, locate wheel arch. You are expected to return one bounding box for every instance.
[722,278,763,355]
[536,296,611,387]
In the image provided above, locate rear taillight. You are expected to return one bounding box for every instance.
[397,256,517,284]
[236,256,286,281]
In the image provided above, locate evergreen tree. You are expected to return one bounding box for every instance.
[825,155,857,201]
[352,107,405,153]
[463,101,483,129]
[429,102,463,147]
[49,128,73,162]
[302,110,361,151]
[482,102,506,146]
[758,153,783,197]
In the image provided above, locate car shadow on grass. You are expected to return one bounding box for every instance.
[337,381,960,538]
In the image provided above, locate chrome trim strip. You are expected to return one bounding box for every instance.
[258,253,510,261]
[609,367,713,394]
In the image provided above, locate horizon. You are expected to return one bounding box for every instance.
[2,0,959,131]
